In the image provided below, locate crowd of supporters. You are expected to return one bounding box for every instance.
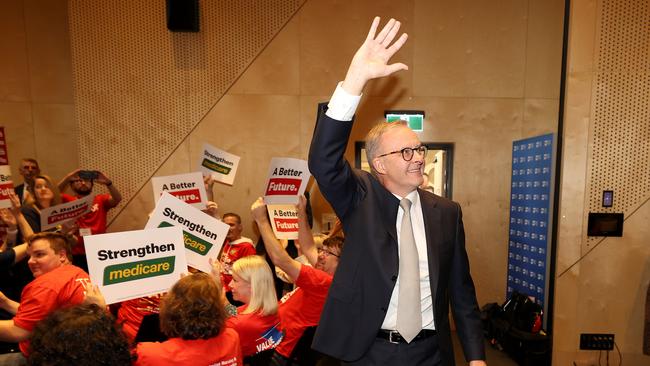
[0,158,343,366]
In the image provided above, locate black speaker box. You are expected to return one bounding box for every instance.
[166,0,199,32]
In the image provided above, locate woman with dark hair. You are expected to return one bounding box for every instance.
[27,303,133,366]
[134,272,242,366]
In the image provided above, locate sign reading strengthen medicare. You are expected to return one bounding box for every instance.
[0,165,14,209]
[145,192,229,274]
[198,143,240,186]
[263,158,310,205]
[152,172,208,210]
[267,205,299,240]
[84,226,186,304]
[40,194,95,231]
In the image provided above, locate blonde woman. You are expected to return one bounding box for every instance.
[21,175,62,233]
[226,255,282,357]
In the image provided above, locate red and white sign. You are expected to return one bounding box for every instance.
[267,205,299,240]
[0,128,8,165]
[40,194,95,231]
[263,158,310,205]
[152,172,208,210]
[0,165,14,209]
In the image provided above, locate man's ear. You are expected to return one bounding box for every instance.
[372,158,386,175]
[58,250,68,263]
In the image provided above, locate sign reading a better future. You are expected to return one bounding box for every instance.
[0,165,14,209]
[146,192,228,274]
[152,172,208,210]
[84,226,187,305]
[40,194,95,231]
[263,158,310,205]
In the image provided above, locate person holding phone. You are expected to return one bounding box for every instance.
[57,169,122,272]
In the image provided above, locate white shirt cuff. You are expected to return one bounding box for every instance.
[325,82,362,121]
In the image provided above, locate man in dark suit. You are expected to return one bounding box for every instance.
[13,159,40,203]
[308,17,486,365]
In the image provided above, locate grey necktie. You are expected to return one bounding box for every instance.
[396,198,422,342]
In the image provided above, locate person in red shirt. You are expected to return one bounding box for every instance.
[135,272,242,366]
[0,232,90,362]
[117,293,164,342]
[219,212,256,303]
[225,255,281,357]
[251,196,343,364]
[58,169,122,273]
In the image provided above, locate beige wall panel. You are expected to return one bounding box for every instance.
[32,103,78,179]
[574,204,650,363]
[524,0,564,99]
[109,140,191,232]
[567,0,597,73]
[230,17,301,96]
[71,0,305,234]
[186,94,301,239]
[298,0,413,98]
[108,186,154,233]
[24,0,73,103]
[0,1,31,102]
[0,102,36,179]
[522,99,560,136]
[413,0,527,98]
[555,0,650,364]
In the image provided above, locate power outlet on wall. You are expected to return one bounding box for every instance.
[579,333,615,350]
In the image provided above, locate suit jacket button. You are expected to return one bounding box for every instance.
[380,307,386,312]
[391,275,397,281]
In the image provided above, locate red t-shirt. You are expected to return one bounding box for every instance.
[219,238,256,291]
[61,193,112,255]
[134,328,242,366]
[14,265,90,355]
[117,294,164,341]
[275,265,332,357]
[225,305,282,357]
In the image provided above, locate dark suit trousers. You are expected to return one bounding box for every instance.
[343,335,443,366]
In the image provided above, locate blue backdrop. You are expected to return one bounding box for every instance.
[507,133,555,312]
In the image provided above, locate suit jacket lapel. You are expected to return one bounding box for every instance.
[419,190,441,306]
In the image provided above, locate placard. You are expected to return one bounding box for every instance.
[152,172,208,210]
[263,158,310,205]
[0,165,14,209]
[84,226,187,304]
[39,194,95,231]
[198,143,240,186]
[146,192,229,274]
[267,205,299,240]
[0,128,8,165]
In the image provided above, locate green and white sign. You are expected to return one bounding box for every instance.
[198,143,240,186]
[146,192,229,274]
[84,226,187,304]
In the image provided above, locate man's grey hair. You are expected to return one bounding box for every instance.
[365,120,408,174]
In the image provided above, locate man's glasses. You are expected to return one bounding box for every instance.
[318,248,340,258]
[377,145,428,161]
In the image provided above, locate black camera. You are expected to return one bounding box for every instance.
[78,170,99,181]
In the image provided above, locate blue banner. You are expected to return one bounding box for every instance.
[507,133,554,310]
